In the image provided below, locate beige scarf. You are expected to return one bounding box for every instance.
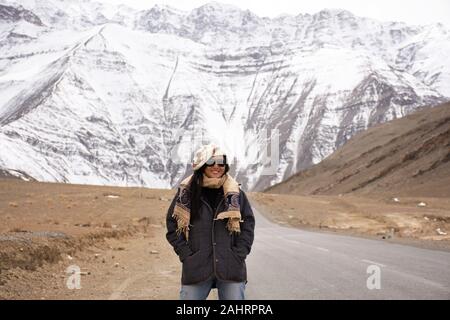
[172,173,242,241]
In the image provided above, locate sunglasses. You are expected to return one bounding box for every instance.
[205,156,227,167]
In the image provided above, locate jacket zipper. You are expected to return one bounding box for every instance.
[201,197,224,278]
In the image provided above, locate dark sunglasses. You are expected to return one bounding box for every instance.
[205,156,227,167]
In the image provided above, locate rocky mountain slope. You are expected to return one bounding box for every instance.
[0,0,449,190]
[265,102,450,197]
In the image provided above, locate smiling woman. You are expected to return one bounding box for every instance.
[166,143,255,300]
[204,155,226,178]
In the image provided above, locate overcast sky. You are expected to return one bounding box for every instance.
[98,0,450,27]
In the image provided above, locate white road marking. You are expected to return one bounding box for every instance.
[274,236,331,253]
[274,236,301,245]
[361,259,386,267]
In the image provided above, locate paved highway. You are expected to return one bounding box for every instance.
[245,208,450,299]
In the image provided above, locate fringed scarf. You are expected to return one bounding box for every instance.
[172,173,242,241]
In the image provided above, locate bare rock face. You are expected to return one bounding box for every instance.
[0,4,44,26]
[0,0,449,191]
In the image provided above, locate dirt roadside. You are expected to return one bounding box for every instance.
[1,179,449,299]
[248,192,450,252]
[0,179,184,299]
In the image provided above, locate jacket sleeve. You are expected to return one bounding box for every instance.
[232,189,255,260]
[166,188,193,262]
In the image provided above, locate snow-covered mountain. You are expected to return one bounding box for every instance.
[0,0,449,191]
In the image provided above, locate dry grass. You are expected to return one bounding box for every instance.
[248,192,450,250]
[0,178,176,293]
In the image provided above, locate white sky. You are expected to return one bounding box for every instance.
[98,0,450,27]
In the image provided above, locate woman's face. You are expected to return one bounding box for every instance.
[204,155,226,178]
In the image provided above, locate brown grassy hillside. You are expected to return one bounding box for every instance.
[266,102,450,197]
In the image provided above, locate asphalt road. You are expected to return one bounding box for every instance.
[245,208,450,299]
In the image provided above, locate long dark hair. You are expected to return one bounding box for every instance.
[190,162,230,220]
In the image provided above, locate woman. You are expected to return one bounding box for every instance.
[166,144,255,300]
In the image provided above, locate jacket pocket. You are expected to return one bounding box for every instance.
[187,223,200,252]
[226,248,246,282]
[183,249,201,263]
[182,249,206,284]
[228,247,244,264]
